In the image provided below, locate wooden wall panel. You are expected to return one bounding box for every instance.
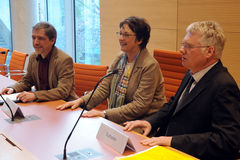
[177,0,240,32]
[100,0,177,66]
[148,29,177,53]
[101,0,240,86]
[222,33,240,85]
[177,0,240,86]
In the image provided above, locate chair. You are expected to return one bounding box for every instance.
[74,63,109,110]
[0,50,28,81]
[153,49,188,101]
[0,47,9,72]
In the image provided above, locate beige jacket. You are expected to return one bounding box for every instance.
[82,48,166,124]
[10,47,78,102]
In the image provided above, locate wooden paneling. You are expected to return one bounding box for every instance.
[100,0,177,66]
[100,26,120,66]
[177,0,240,32]
[148,29,177,55]
[222,32,240,85]
[101,0,240,86]
[177,0,240,86]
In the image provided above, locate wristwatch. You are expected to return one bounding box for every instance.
[103,110,108,119]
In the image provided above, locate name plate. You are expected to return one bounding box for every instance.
[96,122,135,154]
[1,97,24,119]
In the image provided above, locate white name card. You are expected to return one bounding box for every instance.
[96,122,136,154]
[1,98,24,119]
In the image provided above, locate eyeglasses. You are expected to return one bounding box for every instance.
[116,32,136,38]
[180,42,209,49]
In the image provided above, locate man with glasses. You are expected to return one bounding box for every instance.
[124,21,240,159]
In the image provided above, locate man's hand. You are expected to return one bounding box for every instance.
[56,98,84,110]
[140,136,172,147]
[123,120,152,136]
[17,91,36,103]
[1,88,14,95]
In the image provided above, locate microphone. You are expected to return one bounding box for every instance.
[63,69,119,159]
[0,94,14,121]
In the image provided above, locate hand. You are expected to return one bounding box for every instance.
[123,120,152,136]
[140,136,172,147]
[17,91,36,103]
[56,98,84,110]
[1,88,14,95]
[82,110,104,118]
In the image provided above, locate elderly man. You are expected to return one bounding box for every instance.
[124,21,240,159]
[1,22,78,102]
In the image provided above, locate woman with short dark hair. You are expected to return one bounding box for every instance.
[57,16,166,125]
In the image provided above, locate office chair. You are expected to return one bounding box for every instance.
[0,47,9,73]
[153,49,187,101]
[0,50,28,81]
[74,63,109,110]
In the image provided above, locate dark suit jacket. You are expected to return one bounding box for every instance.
[147,60,240,159]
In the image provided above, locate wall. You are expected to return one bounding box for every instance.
[11,0,36,54]
[11,0,37,69]
[100,0,240,87]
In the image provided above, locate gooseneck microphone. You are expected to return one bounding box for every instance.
[63,69,119,159]
[0,94,14,121]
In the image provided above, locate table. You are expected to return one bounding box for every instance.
[0,100,153,159]
[0,75,198,159]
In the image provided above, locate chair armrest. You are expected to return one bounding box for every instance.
[5,70,26,79]
[0,64,8,67]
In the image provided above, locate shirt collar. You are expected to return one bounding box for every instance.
[36,48,53,62]
[191,61,218,83]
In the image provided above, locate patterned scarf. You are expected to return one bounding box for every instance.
[109,52,139,109]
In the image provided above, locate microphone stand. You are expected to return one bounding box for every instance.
[0,94,14,121]
[63,69,118,159]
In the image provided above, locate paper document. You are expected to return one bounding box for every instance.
[0,133,38,160]
[0,93,20,105]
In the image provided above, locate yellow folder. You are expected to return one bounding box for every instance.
[114,146,199,160]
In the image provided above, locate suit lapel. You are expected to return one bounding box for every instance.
[48,47,57,88]
[172,81,207,116]
[171,72,191,107]
[170,73,192,116]
[131,48,148,74]
[172,61,223,116]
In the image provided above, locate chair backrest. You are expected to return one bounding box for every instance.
[0,47,9,65]
[74,63,108,110]
[9,50,28,70]
[153,49,188,101]
[9,50,28,81]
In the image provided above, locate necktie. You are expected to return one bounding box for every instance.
[174,76,194,114]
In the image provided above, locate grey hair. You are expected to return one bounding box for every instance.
[186,21,226,58]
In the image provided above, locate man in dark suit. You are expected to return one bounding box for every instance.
[124,21,240,159]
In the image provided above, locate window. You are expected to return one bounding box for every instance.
[36,0,100,65]
[74,0,100,64]
[37,0,67,53]
[0,0,12,51]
